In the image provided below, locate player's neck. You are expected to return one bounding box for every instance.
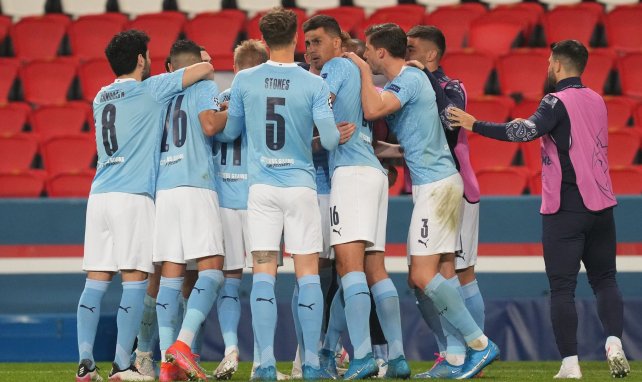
[117,71,142,82]
[426,62,439,73]
[383,59,405,81]
[269,49,295,64]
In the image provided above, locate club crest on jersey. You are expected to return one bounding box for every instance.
[327,94,333,110]
[321,73,328,79]
[387,84,401,93]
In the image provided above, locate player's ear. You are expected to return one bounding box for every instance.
[137,54,145,69]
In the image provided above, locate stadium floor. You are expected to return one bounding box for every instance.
[0,361,640,382]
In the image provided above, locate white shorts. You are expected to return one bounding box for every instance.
[456,200,479,270]
[153,187,224,264]
[83,192,155,273]
[220,208,253,270]
[248,184,322,255]
[407,173,464,258]
[329,166,388,251]
[317,193,334,260]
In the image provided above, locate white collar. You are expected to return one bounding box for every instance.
[266,60,298,68]
[114,78,137,83]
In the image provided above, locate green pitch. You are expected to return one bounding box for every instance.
[0,361,640,381]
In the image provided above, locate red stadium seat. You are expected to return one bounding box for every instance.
[40,134,96,174]
[0,171,44,197]
[0,133,38,171]
[355,6,424,40]
[634,102,642,127]
[521,139,541,173]
[10,16,67,61]
[423,7,481,52]
[543,8,599,47]
[0,103,28,134]
[20,58,78,106]
[582,49,614,95]
[79,58,114,103]
[529,169,542,195]
[604,96,634,127]
[0,15,11,44]
[150,56,168,76]
[469,20,523,58]
[313,7,365,35]
[126,12,186,58]
[185,12,245,72]
[29,105,87,140]
[609,166,642,194]
[468,133,520,170]
[618,53,642,98]
[497,51,549,99]
[389,165,405,196]
[0,58,20,104]
[246,8,307,54]
[479,7,536,42]
[558,2,604,21]
[605,6,642,53]
[466,96,514,123]
[476,167,528,195]
[69,15,125,61]
[511,99,541,119]
[440,51,493,98]
[608,128,640,166]
[46,170,95,197]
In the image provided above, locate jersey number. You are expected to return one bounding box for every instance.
[362,113,374,132]
[330,206,340,226]
[220,137,242,166]
[266,97,285,151]
[161,95,187,152]
[102,104,118,156]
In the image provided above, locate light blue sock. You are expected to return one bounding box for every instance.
[217,277,242,354]
[156,277,183,358]
[77,279,109,367]
[298,275,324,368]
[342,272,372,359]
[250,273,277,368]
[442,277,466,359]
[371,278,404,359]
[415,288,446,355]
[292,283,305,360]
[322,287,346,352]
[192,321,205,356]
[424,274,482,343]
[136,294,158,353]
[177,269,223,347]
[115,280,147,370]
[462,280,485,331]
[252,327,260,368]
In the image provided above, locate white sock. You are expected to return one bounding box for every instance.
[446,353,465,366]
[605,336,622,352]
[224,345,239,356]
[562,355,579,367]
[468,335,489,351]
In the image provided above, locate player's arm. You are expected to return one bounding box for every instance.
[315,117,340,151]
[181,62,215,89]
[374,141,403,159]
[215,115,243,142]
[343,52,401,120]
[193,81,228,137]
[215,76,244,142]
[200,109,228,137]
[449,95,563,142]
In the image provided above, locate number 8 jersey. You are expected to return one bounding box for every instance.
[156,80,221,192]
[91,70,185,197]
[227,61,335,190]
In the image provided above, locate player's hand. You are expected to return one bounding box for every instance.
[219,101,229,111]
[405,60,425,71]
[337,121,356,144]
[342,51,368,70]
[447,107,476,131]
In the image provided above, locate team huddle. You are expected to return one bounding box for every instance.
[76,7,501,382]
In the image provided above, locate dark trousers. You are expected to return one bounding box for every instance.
[542,208,623,358]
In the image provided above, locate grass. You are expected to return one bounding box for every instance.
[0,361,640,381]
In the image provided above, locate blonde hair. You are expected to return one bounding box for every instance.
[234,39,269,70]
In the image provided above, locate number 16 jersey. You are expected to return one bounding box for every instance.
[227,61,334,190]
[91,70,185,197]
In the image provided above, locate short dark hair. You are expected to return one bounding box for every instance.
[365,23,407,59]
[170,39,201,63]
[259,7,298,50]
[407,25,446,58]
[302,14,341,37]
[551,40,589,74]
[105,30,149,76]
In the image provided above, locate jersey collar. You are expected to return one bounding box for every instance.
[114,78,137,83]
[266,60,298,68]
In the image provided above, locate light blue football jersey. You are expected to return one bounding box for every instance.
[383,66,457,185]
[213,88,250,209]
[320,57,384,174]
[91,69,185,197]
[313,149,331,195]
[227,61,335,190]
[156,80,220,192]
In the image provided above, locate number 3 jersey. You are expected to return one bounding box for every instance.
[212,88,250,210]
[91,69,185,197]
[227,61,335,190]
[156,79,221,192]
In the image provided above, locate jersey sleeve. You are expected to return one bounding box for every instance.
[312,79,334,122]
[143,68,185,104]
[227,75,245,118]
[320,58,348,96]
[194,80,220,114]
[384,69,419,108]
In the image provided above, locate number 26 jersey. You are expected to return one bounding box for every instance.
[91,70,185,197]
